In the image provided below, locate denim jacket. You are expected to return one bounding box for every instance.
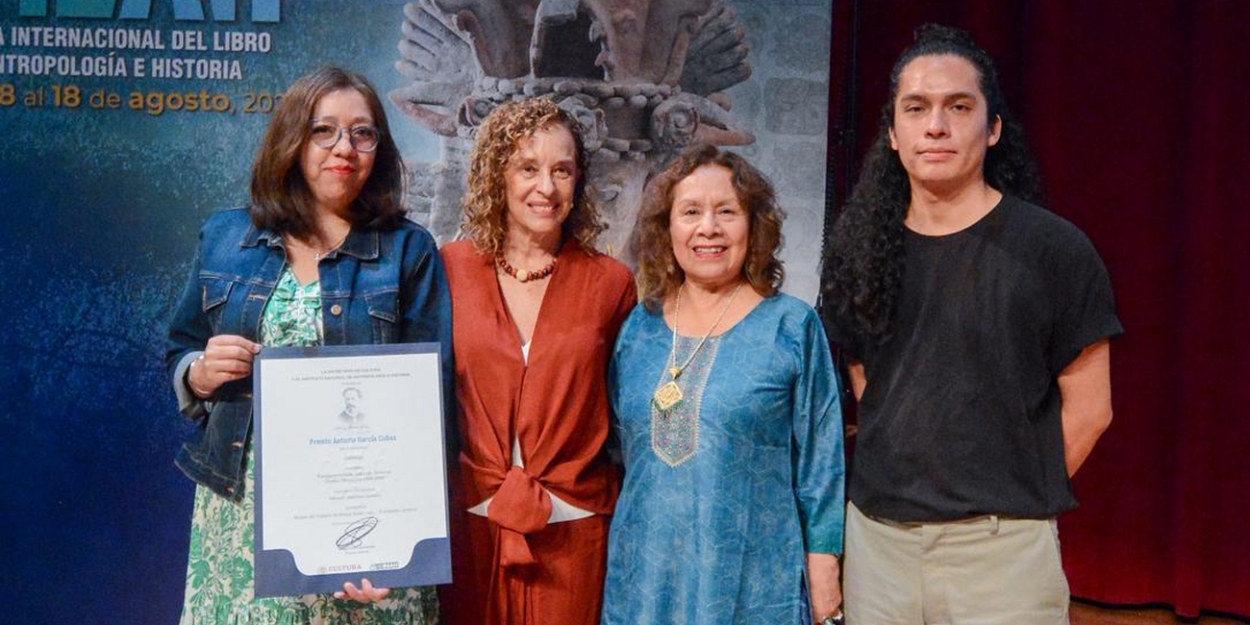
[166,208,454,501]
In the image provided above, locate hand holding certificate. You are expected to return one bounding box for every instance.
[253,343,451,598]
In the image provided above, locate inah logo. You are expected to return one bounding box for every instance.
[18,0,280,22]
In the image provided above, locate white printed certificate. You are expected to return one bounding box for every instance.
[252,343,451,597]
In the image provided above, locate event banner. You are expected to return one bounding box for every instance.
[0,1,833,623]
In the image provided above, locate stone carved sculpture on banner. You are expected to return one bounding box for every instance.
[390,0,754,263]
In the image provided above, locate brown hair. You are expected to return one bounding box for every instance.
[633,144,786,311]
[461,98,603,256]
[249,66,406,237]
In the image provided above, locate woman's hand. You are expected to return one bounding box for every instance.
[333,578,391,603]
[186,334,262,398]
[807,552,843,623]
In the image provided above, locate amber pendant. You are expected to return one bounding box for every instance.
[653,380,683,411]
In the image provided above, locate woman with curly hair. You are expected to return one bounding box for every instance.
[602,144,846,625]
[438,97,636,625]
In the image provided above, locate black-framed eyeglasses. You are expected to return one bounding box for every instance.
[309,120,380,153]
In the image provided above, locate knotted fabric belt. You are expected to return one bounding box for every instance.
[486,466,553,568]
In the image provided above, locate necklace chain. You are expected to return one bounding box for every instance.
[668,282,743,379]
[287,231,350,261]
[653,282,743,411]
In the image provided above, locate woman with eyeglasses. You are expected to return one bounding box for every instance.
[166,66,453,624]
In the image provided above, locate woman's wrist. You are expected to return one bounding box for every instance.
[818,609,845,625]
[186,354,213,398]
[807,552,843,624]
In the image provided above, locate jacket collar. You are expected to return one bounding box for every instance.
[241,223,380,260]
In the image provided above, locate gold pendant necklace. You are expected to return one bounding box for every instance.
[653,282,743,411]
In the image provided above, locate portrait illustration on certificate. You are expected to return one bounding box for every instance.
[252,343,451,597]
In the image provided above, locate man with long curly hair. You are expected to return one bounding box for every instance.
[823,25,1122,624]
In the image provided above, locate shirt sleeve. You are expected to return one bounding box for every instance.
[611,269,639,334]
[604,267,639,467]
[791,306,847,555]
[1046,227,1124,375]
[399,227,458,451]
[166,223,213,421]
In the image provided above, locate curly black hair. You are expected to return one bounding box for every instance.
[823,24,1044,342]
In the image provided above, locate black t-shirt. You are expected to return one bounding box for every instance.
[830,195,1123,522]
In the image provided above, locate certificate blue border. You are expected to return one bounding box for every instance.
[252,342,451,597]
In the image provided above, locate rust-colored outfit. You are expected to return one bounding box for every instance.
[439,240,636,625]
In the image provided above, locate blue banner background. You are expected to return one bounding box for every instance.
[1,3,435,623]
[0,1,831,622]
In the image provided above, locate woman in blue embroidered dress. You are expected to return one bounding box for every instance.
[166,67,452,624]
[602,144,846,625]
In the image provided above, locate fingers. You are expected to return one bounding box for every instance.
[207,334,263,354]
[190,335,262,396]
[332,583,355,601]
[206,335,261,371]
[359,578,392,601]
[332,578,392,603]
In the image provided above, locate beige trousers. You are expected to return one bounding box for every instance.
[843,502,1069,625]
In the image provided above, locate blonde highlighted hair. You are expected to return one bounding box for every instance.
[461,98,604,255]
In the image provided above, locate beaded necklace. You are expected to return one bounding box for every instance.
[496,253,558,283]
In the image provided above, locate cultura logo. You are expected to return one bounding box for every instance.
[18,0,280,22]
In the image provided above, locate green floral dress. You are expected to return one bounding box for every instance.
[179,269,440,625]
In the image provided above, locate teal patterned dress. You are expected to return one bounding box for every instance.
[602,294,845,625]
[179,269,439,625]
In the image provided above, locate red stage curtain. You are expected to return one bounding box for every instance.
[835,1,1250,618]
